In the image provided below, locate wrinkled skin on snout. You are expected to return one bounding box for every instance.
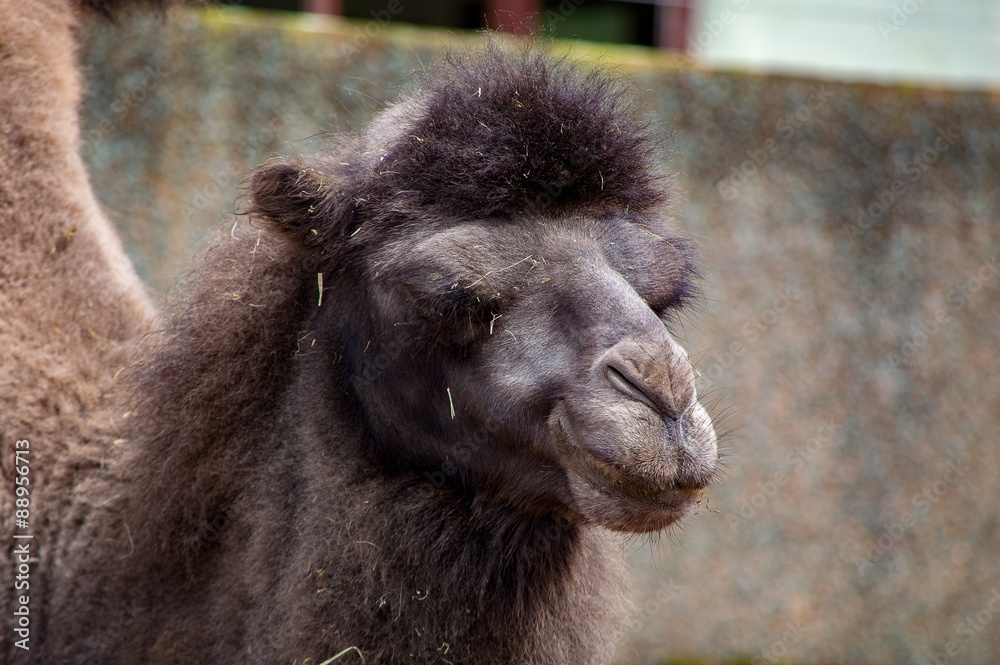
[342,212,718,534]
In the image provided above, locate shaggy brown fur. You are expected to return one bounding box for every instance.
[2,4,718,664]
[0,0,155,657]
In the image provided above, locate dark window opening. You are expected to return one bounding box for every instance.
[217,0,690,50]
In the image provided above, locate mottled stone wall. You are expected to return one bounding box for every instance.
[80,8,1000,665]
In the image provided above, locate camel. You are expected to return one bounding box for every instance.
[1,2,718,663]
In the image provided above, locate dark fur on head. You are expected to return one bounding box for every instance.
[368,47,666,216]
[250,43,668,254]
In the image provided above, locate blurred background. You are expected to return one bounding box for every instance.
[237,0,1000,87]
[79,2,999,663]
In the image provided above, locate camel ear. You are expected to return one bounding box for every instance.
[248,160,333,247]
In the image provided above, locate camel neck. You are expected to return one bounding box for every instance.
[1,1,87,234]
[0,0,153,333]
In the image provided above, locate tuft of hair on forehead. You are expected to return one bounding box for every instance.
[249,40,675,254]
[359,40,670,220]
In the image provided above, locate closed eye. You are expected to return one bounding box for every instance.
[643,287,689,319]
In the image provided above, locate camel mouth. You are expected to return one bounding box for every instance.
[568,439,698,497]
[551,413,706,533]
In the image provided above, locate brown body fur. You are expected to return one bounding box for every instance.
[2,3,717,663]
[0,0,154,656]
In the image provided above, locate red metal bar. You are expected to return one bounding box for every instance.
[485,0,541,35]
[656,0,691,51]
[301,0,342,15]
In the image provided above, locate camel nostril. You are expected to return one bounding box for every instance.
[599,335,698,421]
[606,365,659,411]
[606,364,684,419]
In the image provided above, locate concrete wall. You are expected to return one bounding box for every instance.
[80,8,1000,664]
[691,0,1000,89]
